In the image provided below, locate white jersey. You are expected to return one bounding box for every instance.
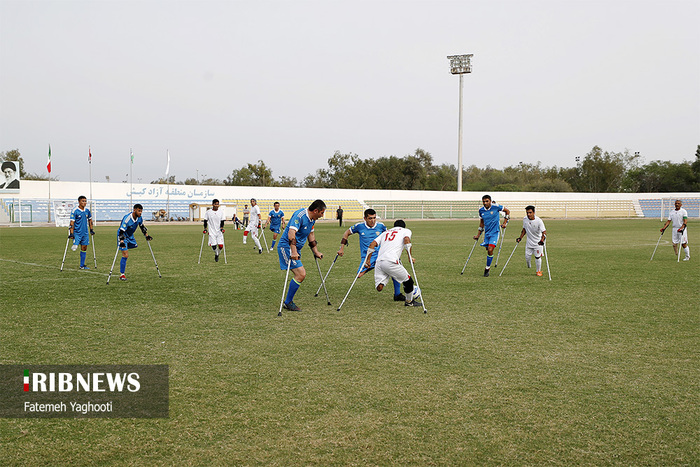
[205,208,226,235]
[249,205,261,226]
[375,227,412,264]
[522,216,546,249]
[668,208,688,229]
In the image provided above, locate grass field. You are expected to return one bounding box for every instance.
[1,218,698,465]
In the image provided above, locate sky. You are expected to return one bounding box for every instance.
[1,0,698,185]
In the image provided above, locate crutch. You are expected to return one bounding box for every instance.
[499,241,520,277]
[60,235,71,271]
[406,247,427,314]
[543,241,552,281]
[314,255,331,305]
[460,238,479,275]
[198,232,206,264]
[315,253,339,297]
[91,231,97,269]
[146,239,162,278]
[106,244,121,285]
[337,251,371,311]
[677,232,682,263]
[221,233,228,264]
[260,226,270,253]
[494,224,507,268]
[278,254,292,317]
[650,230,664,261]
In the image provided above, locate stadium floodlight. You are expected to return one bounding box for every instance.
[447,54,473,192]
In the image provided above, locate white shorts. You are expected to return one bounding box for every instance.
[525,246,543,258]
[245,222,258,235]
[672,229,688,245]
[374,260,410,289]
[208,232,224,246]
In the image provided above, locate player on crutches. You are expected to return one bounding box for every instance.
[203,199,226,263]
[109,204,153,282]
[473,195,510,277]
[362,220,423,309]
[516,205,547,277]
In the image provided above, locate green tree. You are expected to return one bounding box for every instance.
[225,160,274,186]
[573,146,639,192]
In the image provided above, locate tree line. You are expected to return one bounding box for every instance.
[3,145,699,192]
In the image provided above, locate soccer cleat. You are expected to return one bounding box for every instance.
[484,268,490,277]
[536,271,543,276]
[405,299,423,307]
[79,265,90,270]
[259,248,263,254]
[215,254,219,262]
[119,274,127,281]
[282,301,301,311]
[683,257,690,261]
[394,294,406,302]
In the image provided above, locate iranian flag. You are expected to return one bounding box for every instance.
[47,145,52,173]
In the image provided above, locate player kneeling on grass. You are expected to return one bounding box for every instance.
[69,195,95,269]
[364,220,422,307]
[203,198,225,262]
[516,205,547,276]
[117,204,152,281]
[277,200,326,311]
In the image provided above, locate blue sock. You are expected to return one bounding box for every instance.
[486,254,493,268]
[393,279,401,296]
[271,240,276,249]
[80,251,86,267]
[120,257,127,274]
[285,279,301,304]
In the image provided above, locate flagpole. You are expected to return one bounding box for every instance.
[130,149,133,207]
[89,146,94,221]
[166,149,170,222]
[47,144,52,224]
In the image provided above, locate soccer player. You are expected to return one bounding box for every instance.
[277,199,326,311]
[243,198,263,253]
[336,206,343,227]
[69,195,94,269]
[660,199,690,261]
[516,205,547,276]
[364,219,421,307]
[473,194,510,277]
[117,204,152,281]
[267,202,285,251]
[203,199,226,262]
[337,208,405,301]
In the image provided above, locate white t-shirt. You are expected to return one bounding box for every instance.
[375,227,412,263]
[668,208,688,229]
[204,208,226,235]
[523,216,546,249]
[249,205,261,224]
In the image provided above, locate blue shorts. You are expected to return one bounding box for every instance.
[269,225,281,234]
[278,245,302,270]
[481,231,499,248]
[357,253,378,274]
[118,236,138,251]
[73,233,90,246]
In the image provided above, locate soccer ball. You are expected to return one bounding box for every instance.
[71,245,78,252]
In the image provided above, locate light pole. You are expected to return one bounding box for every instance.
[447,54,473,191]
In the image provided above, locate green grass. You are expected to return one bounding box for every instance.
[1,219,698,465]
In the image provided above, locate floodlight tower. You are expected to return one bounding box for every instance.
[447,54,473,191]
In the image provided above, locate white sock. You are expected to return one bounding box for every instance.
[684,246,690,258]
[536,258,542,271]
[253,236,261,250]
[405,289,414,301]
[526,257,531,268]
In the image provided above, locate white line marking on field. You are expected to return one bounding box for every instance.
[0,258,108,276]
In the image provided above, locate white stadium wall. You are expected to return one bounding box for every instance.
[0,180,698,224]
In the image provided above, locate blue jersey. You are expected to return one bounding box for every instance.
[118,213,143,238]
[279,208,315,250]
[70,208,91,236]
[268,209,284,229]
[479,204,504,235]
[350,221,387,256]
